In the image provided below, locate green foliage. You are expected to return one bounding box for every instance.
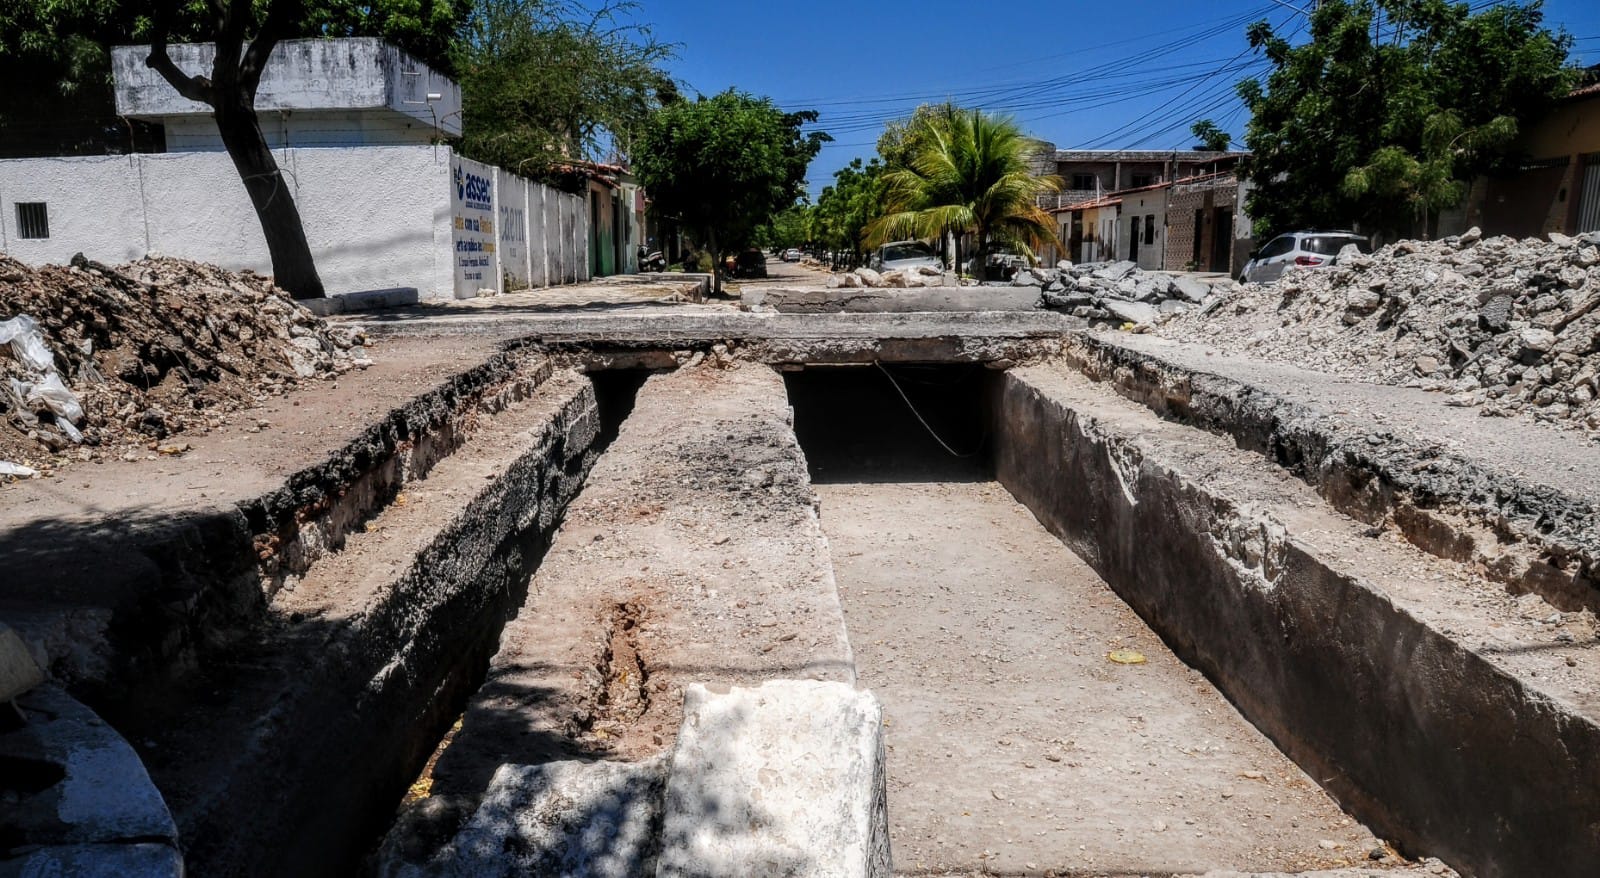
[811,157,887,264]
[866,107,1061,271]
[754,206,813,251]
[1190,119,1231,152]
[1238,0,1575,238]
[453,0,675,176]
[633,89,828,291]
[876,101,959,170]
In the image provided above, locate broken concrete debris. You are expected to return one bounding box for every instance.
[1033,259,1229,326]
[829,264,952,289]
[0,252,373,474]
[1160,228,1600,436]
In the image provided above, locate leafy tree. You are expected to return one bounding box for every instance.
[633,90,829,294]
[0,2,467,156]
[1238,0,1574,239]
[867,108,1060,277]
[0,0,469,298]
[453,0,675,175]
[1190,119,1231,152]
[876,101,959,171]
[754,206,813,252]
[811,158,886,267]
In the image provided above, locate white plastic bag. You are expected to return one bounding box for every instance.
[26,373,84,425]
[0,315,55,373]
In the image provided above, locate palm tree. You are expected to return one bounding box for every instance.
[867,108,1062,277]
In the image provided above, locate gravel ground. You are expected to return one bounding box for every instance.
[818,480,1416,877]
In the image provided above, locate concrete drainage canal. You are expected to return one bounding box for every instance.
[8,348,1598,877]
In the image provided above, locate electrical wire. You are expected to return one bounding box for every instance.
[873,361,984,459]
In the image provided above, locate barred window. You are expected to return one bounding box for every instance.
[15,203,48,239]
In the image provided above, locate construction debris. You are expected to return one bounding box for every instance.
[0,253,372,476]
[1159,228,1600,437]
[1036,260,1225,324]
[829,265,956,289]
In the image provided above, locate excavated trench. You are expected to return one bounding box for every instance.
[16,344,1599,878]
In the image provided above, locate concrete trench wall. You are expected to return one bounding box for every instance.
[1063,333,1599,614]
[991,366,1600,878]
[122,370,606,877]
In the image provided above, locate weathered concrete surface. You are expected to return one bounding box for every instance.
[0,334,528,705]
[820,481,1396,876]
[113,371,602,878]
[656,681,889,878]
[994,363,1600,878]
[1071,331,1600,613]
[742,285,1042,314]
[380,364,857,873]
[0,685,180,875]
[357,311,1073,368]
[400,755,671,878]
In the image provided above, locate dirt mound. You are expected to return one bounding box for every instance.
[1,253,371,476]
[1160,228,1600,438]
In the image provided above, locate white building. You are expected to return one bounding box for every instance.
[0,38,636,300]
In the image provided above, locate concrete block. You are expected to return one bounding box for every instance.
[0,622,44,702]
[301,287,421,316]
[656,681,889,878]
[411,755,669,878]
[0,843,182,878]
[0,685,178,870]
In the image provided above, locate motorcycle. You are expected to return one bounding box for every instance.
[639,247,667,272]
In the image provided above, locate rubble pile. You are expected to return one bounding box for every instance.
[1160,228,1600,436]
[0,253,372,475]
[828,265,955,289]
[1032,260,1224,324]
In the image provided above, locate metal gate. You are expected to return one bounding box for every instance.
[1580,155,1600,234]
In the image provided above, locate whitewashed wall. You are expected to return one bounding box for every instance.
[495,169,530,291]
[0,145,605,301]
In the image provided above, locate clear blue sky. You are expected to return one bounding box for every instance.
[623,1,1600,197]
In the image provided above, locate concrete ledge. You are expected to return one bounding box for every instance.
[301,286,421,316]
[994,365,1600,878]
[0,685,179,875]
[742,285,1041,314]
[3,343,552,708]
[379,364,859,873]
[119,373,602,877]
[1069,332,1600,613]
[658,680,890,878]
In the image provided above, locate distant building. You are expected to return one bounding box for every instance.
[0,38,640,300]
[1453,77,1600,238]
[1046,167,1251,276]
[1037,148,1247,211]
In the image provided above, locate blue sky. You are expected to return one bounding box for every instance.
[625,1,1600,196]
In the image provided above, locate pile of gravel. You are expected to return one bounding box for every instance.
[1033,260,1225,325]
[1159,227,1600,437]
[1,253,371,475]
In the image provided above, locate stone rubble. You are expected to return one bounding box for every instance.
[1159,228,1600,438]
[1033,259,1228,325]
[828,264,959,289]
[0,252,372,476]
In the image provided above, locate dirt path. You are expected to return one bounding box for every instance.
[817,480,1404,877]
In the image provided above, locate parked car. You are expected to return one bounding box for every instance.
[782,248,802,262]
[732,248,768,279]
[869,240,942,273]
[1239,230,1371,284]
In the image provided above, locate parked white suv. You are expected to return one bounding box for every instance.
[1239,231,1371,284]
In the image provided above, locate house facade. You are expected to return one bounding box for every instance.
[1050,170,1251,275]
[1038,149,1246,211]
[0,38,639,300]
[1454,82,1600,238]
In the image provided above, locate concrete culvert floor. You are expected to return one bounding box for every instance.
[786,365,1418,877]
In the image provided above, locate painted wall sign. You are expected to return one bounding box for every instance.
[451,153,498,297]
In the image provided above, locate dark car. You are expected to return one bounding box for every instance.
[732,248,768,279]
